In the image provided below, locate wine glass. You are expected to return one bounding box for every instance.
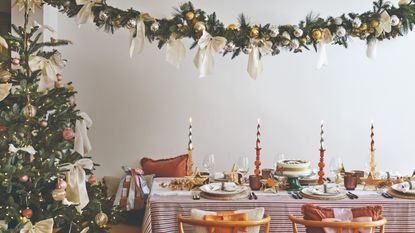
[274,153,285,169]
[237,156,249,183]
[203,154,215,180]
[328,157,343,181]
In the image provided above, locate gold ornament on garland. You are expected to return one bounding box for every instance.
[311,28,322,40]
[0,70,11,82]
[227,23,238,30]
[250,27,259,38]
[95,212,108,227]
[185,11,195,21]
[371,19,380,28]
[194,21,205,32]
[23,103,37,118]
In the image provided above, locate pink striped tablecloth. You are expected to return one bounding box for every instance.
[142,179,415,233]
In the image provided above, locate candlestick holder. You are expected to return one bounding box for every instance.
[187,149,193,176]
[317,148,325,185]
[254,147,261,175]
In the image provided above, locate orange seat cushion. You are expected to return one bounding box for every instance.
[203,212,249,233]
[141,154,188,177]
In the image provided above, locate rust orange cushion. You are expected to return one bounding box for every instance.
[301,204,383,233]
[140,154,188,177]
[203,213,248,233]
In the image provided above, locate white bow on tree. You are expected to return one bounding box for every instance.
[0,83,12,102]
[75,0,102,26]
[13,0,42,12]
[61,158,94,213]
[74,112,93,156]
[9,144,36,155]
[29,52,65,92]
[194,30,226,78]
[129,13,155,58]
[367,10,392,60]
[166,34,186,68]
[20,218,54,233]
[247,40,272,80]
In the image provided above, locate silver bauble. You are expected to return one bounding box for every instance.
[336,26,346,37]
[126,19,137,30]
[293,28,303,37]
[352,18,362,28]
[390,15,400,26]
[290,39,300,49]
[269,26,279,37]
[334,17,343,25]
[95,212,108,227]
[224,42,236,52]
[23,103,37,118]
[98,11,108,22]
[242,46,252,54]
[150,22,160,32]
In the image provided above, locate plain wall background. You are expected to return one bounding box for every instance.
[21,0,415,177]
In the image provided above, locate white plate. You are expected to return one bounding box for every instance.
[200,183,248,196]
[391,182,415,195]
[301,187,343,196]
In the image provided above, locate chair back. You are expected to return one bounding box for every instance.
[177,214,271,233]
[288,214,387,233]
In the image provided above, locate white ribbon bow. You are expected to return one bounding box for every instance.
[29,52,65,92]
[13,0,42,12]
[247,40,272,80]
[129,13,155,58]
[80,227,89,233]
[0,83,12,102]
[74,112,93,156]
[166,35,186,68]
[61,158,94,213]
[0,36,8,49]
[194,30,226,78]
[376,11,392,37]
[9,144,36,155]
[366,38,377,60]
[20,218,54,233]
[75,0,102,26]
[317,28,333,69]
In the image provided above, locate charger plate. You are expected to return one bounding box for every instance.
[200,191,249,200]
[387,188,415,199]
[300,188,347,200]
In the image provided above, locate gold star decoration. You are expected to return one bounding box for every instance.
[185,168,209,187]
[363,173,383,191]
[260,178,278,193]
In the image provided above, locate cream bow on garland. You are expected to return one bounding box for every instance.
[0,83,12,102]
[0,36,8,49]
[316,28,333,69]
[29,52,65,92]
[129,13,155,58]
[9,144,37,155]
[13,0,42,12]
[367,11,392,60]
[247,40,272,80]
[20,218,54,233]
[166,34,186,68]
[194,30,226,78]
[75,0,102,26]
[60,158,94,213]
[74,112,92,156]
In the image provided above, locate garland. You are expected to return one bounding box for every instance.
[41,0,415,79]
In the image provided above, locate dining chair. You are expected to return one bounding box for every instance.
[177,213,271,233]
[288,214,387,233]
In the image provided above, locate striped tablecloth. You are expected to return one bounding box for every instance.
[142,179,415,233]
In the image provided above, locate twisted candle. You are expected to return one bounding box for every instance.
[188,117,193,150]
[320,120,325,150]
[254,118,262,175]
[370,122,376,178]
[256,119,261,149]
[318,120,326,185]
[370,122,375,152]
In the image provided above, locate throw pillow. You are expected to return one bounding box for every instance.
[141,154,188,177]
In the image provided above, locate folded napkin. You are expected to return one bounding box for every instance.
[206,182,237,192]
[400,181,415,192]
[312,186,340,195]
[214,172,225,180]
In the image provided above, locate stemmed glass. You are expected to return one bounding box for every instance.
[237,156,249,183]
[329,157,343,182]
[274,153,285,174]
[203,154,215,181]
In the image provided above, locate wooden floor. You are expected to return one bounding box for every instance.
[109,224,141,233]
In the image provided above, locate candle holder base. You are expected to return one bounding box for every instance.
[286,177,303,191]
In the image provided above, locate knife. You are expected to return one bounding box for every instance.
[289,192,298,199]
[347,192,359,199]
[346,193,354,199]
[252,192,258,200]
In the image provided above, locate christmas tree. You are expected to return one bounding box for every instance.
[0,2,118,233]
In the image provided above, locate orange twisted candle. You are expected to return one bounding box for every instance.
[254,119,262,175]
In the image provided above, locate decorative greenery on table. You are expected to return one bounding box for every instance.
[40,0,415,78]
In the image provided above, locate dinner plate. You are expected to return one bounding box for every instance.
[391,182,415,195]
[301,187,343,196]
[200,183,248,196]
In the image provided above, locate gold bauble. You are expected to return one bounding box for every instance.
[250,27,259,38]
[95,212,108,227]
[112,18,122,28]
[194,21,205,32]
[227,23,238,30]
[370,20,380,28]
[65,84,75,92]
[281,39,290,46]
[359,23,368,32]
[52,188,66,201]
[0,70,11,82]
[185,11,195,21]
[23,103,37,118]
[311,29,322,40]
[300,37,308,45]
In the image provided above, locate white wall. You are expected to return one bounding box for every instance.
[50,0,415,177]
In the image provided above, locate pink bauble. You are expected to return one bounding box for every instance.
[39,120,48,128]
[56,179,67,189]
[11,58,20,65]
[56,73,63,81]
[62,127,74,140]
[19,175,29,183]
[88,175,96,184]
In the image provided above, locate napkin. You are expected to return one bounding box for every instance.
[400,181,415,192]
[311,185,340,195]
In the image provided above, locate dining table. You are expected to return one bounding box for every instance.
[142,178,415,233]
